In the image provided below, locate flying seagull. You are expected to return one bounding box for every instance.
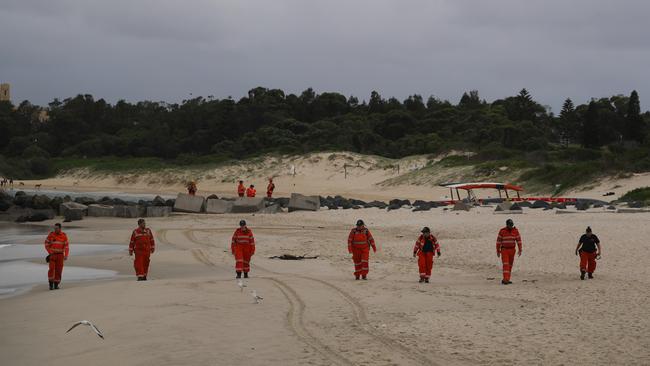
[250,290,263,304]
[237,279,247,292]
[66,320,104,339]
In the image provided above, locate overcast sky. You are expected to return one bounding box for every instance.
[1,0,649,111]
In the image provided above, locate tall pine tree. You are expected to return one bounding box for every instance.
[582,100,599,148]
[626,90,644,143]
[559,98,577,145]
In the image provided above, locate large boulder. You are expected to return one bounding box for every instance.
[74,196,97,206]
[452,201,472,211]
[576,201,591,211]
[517,200,533,208]
[531,200,551,209]
[205,199,233,214]
[231,197,265,213]
[260,204,283,214]
[366,200,387,209]
[509,203,523,211]
[271,197,290,208]
[114,205,142,218]
[31,195,52,209]
[0,191,12,211]
[59,202,88,217]
[173,193,206,213]
[64,209,84,222]
[17,209,56,222]
[88,204,116,217]
[494,202,512,212]
[288,193,320,212]
[152,196,167,206]
[146,206,172,217]
[13,194,34,207]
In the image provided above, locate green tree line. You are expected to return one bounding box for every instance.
[1,87,649,178]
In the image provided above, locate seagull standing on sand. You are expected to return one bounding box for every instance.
[66,320,104,339]
[250,290,263,304]
[237,279,247,292]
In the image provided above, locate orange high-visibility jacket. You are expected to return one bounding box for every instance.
[246,188,256,197]
[237,184,246,196]
[45,231,69,257]
[130,227,155,252]
[267,182,275,196]
[348,227,376,252]
[496,227,522,253]
[413,234,440,255]
[231,228,255,252]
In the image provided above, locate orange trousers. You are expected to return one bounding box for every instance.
[48,253,64,283]
[500,248,516,281]
[234,245,254,273]
[351,247,370,276]
[579,251,597,274]
[418,252,435,279]
[134,249,151,277]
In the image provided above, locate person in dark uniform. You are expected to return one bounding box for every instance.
[575,226,602,280]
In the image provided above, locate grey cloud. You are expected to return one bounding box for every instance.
[0,0,648,110]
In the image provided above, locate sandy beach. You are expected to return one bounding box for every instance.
[1,204,649,365]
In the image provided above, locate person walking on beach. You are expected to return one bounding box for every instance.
[348,219,377,280]
[232,220,255,278]
[413,227,441,283]
[237,180,246,197]
[246,184,256,197]
[44,223,69,290]
[266,178,275,198]
[129,219,155,281]
[187,181,197,196]
[575,226,601,280]
[496,218,522,285]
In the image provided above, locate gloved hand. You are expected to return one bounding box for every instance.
[518,250,522,257]
[413,252,417,258]
[496,252,500,258]
[372,247,376,253]
[64,256,68,261]
[129,250,133,256]
[150,248,155,254]
[437,251,441,258]
[575,250,579,256]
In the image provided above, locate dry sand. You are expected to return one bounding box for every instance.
[1,206,649,366]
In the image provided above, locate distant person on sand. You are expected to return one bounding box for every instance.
[575,226,601,280]
[129,219,156,281]
[187,181,197,196]
[347,219,377,280]
[44,223,69,290]
[413,227,441,283]
[237,180,246,197]
[496,218,522,285]
[231,220,255,279]
[266,178,275,198]
[246,184,256,197]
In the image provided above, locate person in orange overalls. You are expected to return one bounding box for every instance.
[496,218,522,285]
[187,181,197,195]
[44,223,69,290]
[129,218,155,281]
[413,227,441,283]
[231,220,255,278]
[246,184,256,197]
[237,180,246,197]
[575,226,602,280]
[347,219,377,280]
[266,178,275,198]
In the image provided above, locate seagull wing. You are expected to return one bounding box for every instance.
[89,323,104,339]
[66,322,83,333]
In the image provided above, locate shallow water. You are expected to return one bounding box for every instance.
[0,223,123,298]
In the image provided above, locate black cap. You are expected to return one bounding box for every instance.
[506,219,514,227]
[356,219,364,226]
[421,227,431,233]
[239,220,246,226]
[586,226,592,232]
[138,218,145,224]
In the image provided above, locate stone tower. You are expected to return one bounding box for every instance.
[0,83,10,102]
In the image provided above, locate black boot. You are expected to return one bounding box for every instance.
[54,283,59,290]
[143,276,147,281]
[236,271,241,279]
[49,281,54,290]
[588,272,594,279]
[580,271,585,280]
[502,280,509,285]
[244,272,249,279]
[362,275,367,280]
[419,277,424,283]
[355,275,360,280]
[424,278,429,283]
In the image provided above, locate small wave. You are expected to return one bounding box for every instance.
[0,244,14,249]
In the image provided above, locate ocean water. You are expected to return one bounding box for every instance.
[0,223,122,298]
